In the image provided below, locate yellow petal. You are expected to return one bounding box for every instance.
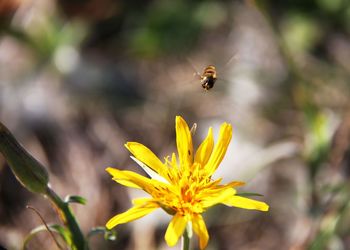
[223,180,245,188]
[176,116,193,169]
[106,167,166,194]
[192,214,209,250]
[164,213,188,247]
[223,195,269,211]
[125,142,169,179]
[114,179,141,189]
[132,197,154,205]
[106,167,141,188]
[171,152,178,167]
[130,156,169,184]
[195,127,214,166]
[200,187,236,208]
[106,202,159,229]
[205,123,232,175]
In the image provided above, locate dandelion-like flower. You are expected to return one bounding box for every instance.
[106,116,269,249]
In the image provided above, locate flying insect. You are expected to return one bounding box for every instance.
[189,54,236,91]
[197,65,217,91]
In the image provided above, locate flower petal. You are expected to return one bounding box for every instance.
[192,214,209,250]
[130,156,169,184]
[223,195,269,211]
[195,127,214,166]
[222,180,245,188]
[125,142,168,178]
[106,167,167,194]
[171,152,178,167]
[132,197,154,205]
[205,123,232,175]
[200,187,236,208]
[176,116,193,169]
[164,213,188,247]
[106,202,159,229]
[106,167,141,189]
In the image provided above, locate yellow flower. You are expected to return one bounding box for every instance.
[106,116,269,249]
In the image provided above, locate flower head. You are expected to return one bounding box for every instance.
[106,116,269,249]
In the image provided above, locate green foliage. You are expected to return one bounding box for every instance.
[304,110,331,178]
[129,1,201,57]
[281,13,322,53]
[65,195,87,205]
[23,224,72,250]
[316,0,345,13]
[46,188,87,250]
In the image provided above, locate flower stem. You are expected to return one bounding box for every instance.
[46,187,87,250]
[182,229,190,250]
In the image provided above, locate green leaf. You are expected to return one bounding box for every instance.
[22,224,72,250]
[236,192,264,197]
[87,227,117,241]
[64,195,87,205]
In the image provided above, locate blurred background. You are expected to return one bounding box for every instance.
[1,0,350,249]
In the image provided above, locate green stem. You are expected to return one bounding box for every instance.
[46,187,87,250]
[182,229,190,250]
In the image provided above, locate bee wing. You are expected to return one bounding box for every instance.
[186,57,201,79]
[216,77,232,84]
[212,53,238,87]
[223,53,239,69]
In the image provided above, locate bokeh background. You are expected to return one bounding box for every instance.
[1,0,350,249]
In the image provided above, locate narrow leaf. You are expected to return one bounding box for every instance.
[22,224,72,250]
[64,195,87,205]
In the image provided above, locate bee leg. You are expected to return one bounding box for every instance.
[201,82,208,90]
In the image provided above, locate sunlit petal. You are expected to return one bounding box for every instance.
[106,167,141,188]
[205,123,232,175]
[176,116,193,169]
[125,142,168,178]
[164,213,188,246]
[130,156,169,184]
[222,181,245,188]
[195,127,214,166]
[200,188,236,208]
[171,152,178,167]
[192,214,209,250]
[106,203,159,229]
[106,167,167,194]
[223,195,269,211]
[132,197,154,205]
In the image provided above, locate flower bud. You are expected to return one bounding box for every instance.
[0,122,49,194]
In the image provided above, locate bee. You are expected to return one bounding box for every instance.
[187,54,236,91]
[198,65,217,91]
